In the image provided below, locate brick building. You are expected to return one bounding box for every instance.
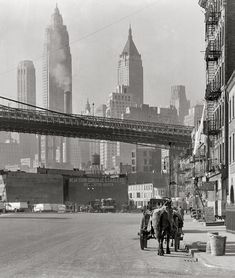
[198,0,235,216]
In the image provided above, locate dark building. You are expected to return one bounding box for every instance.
[198,0,235,217]
[0,169,128,208]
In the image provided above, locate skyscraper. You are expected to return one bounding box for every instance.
[41,5,72,167]
[170,85,190,124]
[118,26,143,106]
[17,60,37,166]
[100,26,143,172]
[17,60,36,109]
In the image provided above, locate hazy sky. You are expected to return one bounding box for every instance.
[0,0,206,114]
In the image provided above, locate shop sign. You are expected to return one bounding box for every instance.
[204,207,215,223]
[201,181,215,191]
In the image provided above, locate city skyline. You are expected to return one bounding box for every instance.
[0,0,205,114]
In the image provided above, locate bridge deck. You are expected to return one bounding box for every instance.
[0,105,193,148]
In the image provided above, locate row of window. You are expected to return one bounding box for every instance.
[129,191,152,199]
[112,95,131,101]
[128,184,153,191]
[229,134,235,164]
[229,95,235,122]
[214,101,224,129]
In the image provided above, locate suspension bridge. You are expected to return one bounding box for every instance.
[0,96,193,149]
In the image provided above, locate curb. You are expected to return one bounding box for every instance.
[188,249,235,271]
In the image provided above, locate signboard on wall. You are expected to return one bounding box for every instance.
[201,181,215,191]
[204,207,215,223]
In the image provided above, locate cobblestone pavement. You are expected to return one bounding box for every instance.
[0,212,234,277]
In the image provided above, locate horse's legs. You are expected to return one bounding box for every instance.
[156,229,164,256]
[159,236,164,256]
[166,232,171,254]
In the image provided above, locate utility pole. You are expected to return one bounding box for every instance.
[168,145,172,198]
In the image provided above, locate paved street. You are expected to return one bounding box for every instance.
[0,212,234,278]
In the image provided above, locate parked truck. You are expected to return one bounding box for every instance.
[100,198,116,213]
[5,202,28,212]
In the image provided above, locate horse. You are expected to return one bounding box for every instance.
[151,200,173,256]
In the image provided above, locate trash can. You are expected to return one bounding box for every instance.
[209,235,227,256]
[206,232,219,253]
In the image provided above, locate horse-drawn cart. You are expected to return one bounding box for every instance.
[139,198,184,254]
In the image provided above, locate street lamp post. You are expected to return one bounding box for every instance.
[87,184,95,205]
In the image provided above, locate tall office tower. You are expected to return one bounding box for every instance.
[17,61,36,108]
[41,5,72,168]
[100,27,143,172]
[118,26,143,106]
[17,60,37,167]
[100,85,134,171]
[170,85,190,124]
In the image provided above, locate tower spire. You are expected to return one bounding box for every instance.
[51,3,63,26]
[129,24,132,39]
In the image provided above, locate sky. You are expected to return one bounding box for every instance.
[0,0,206,114]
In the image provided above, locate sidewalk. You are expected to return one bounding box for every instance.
[182,214,235,271]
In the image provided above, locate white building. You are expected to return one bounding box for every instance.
[128,183,167,208]
[100,85,134,171]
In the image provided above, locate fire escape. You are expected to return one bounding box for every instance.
[204,8,221,169]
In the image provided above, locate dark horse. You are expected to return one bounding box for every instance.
[151,200,173,256]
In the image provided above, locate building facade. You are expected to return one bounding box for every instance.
[118,26,143,106]
[227,71,235,205]
[128,183,167,208]
[184,104,204,128]
[170,85,190,124]
[0,169,128,208]
[17,60,37,166]
[40,5,72,168]
[198,0,235,217]
[123,104,179,125]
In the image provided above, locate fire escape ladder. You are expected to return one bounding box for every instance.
[207,61,216,84]
[206,101,219,136]
[205,9,221,63]
[205,80,221,101]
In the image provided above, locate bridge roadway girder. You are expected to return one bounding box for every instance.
[0,106,193,149]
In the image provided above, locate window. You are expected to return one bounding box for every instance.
[233,133,235,162]
[143,166,148,172]
[230,136,231,164]
[129,193,132,199]
[131,152,135,158]
[229,100,231,121]
[136,192,140,198]
[233,95,235,118]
